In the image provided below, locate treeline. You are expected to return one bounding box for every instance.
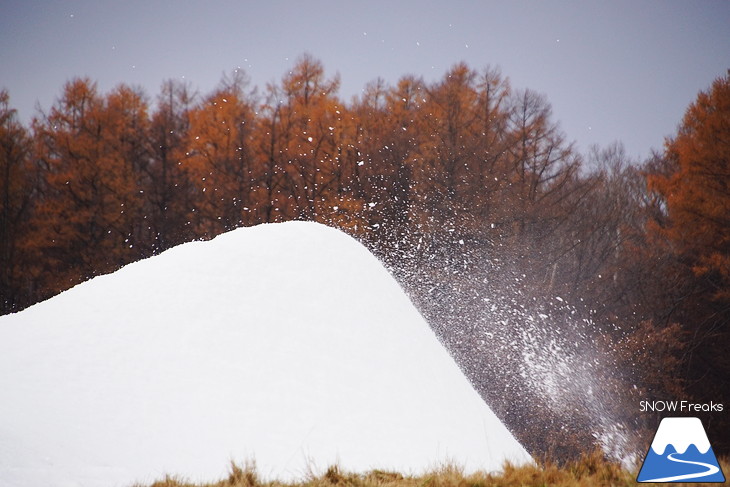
[0,55,586,313]
[1,56,728,460]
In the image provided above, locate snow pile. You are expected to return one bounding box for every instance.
[0,221,531,487]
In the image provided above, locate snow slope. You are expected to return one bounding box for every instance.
[0,221,531,487]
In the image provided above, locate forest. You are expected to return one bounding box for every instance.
[1,55,728,462]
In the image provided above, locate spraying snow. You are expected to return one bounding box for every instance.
[380,238,639,466]
[0,221,531,487]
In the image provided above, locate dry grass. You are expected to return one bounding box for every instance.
[133,452,729,487]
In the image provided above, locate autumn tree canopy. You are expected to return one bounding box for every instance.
[650,71,730,300]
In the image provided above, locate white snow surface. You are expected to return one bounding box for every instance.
[651,417,712,455]
[0,221,531,487]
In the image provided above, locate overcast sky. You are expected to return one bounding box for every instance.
[1,0,728,160]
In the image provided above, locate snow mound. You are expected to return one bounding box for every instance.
[0,221,531,487]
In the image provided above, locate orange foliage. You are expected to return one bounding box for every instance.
[649,72,730,300]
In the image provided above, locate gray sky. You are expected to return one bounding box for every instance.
[1,0,728,160]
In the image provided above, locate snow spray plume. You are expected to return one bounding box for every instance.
[357,219,641,466]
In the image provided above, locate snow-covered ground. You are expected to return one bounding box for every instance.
[0,222,531,487]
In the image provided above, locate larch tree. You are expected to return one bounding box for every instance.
[146,79,197,252]
[184,72,258,237]
[0,90,36,312]
[351,75,423,247]
[648,71,730,454]
[276,54,343,222]
[650,72,730,301]
[102,84,152,259]
[418,63,481,228]
[503,89,581,254]
[32,78,108,291]
[471,66,512,231]
[256,82,293,223]
[32,79,149,293]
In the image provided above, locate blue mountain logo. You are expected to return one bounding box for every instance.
[637,417,725,483]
